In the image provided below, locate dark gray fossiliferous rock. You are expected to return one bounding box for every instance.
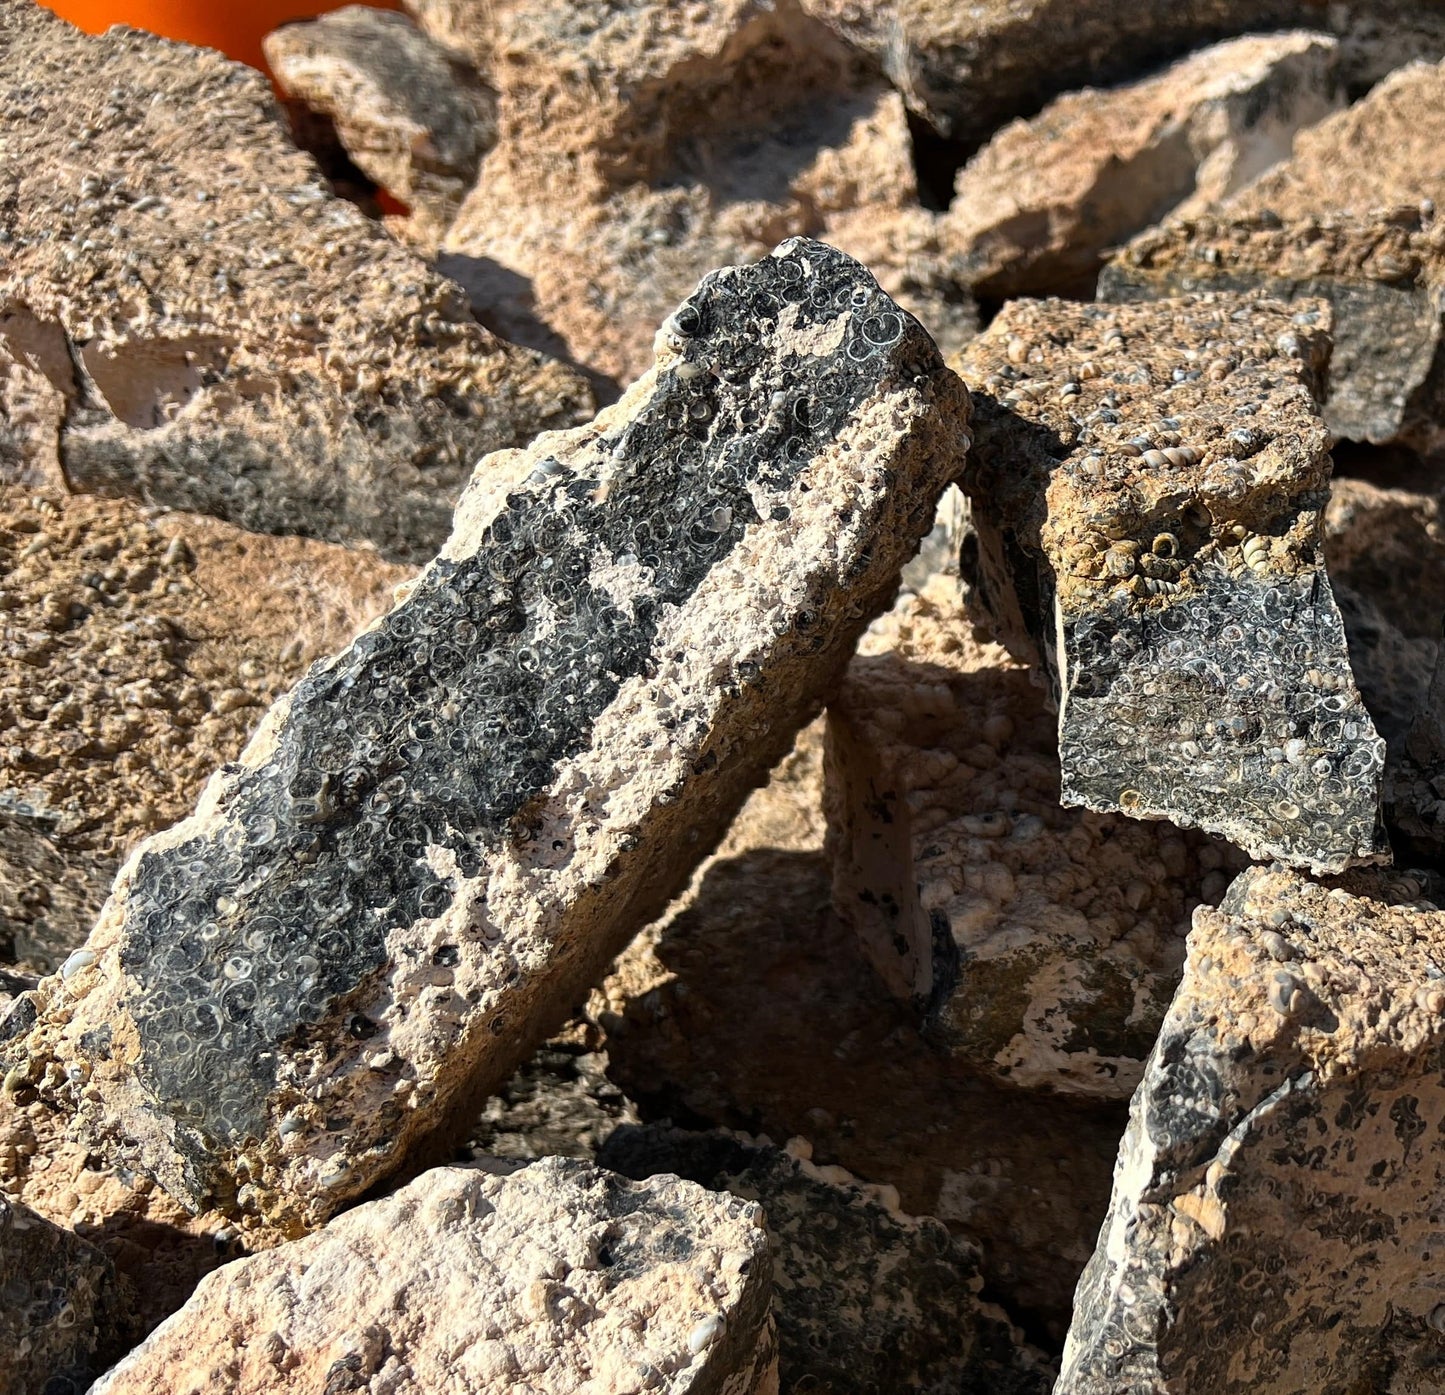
[0,1194,122,1395]
[952,294,1388,874]
[598,1125,1054,1395]
[1,238,970,1235]
[1059,864,1445,1395]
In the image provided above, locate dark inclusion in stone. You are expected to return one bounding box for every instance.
[118,241,935,1156]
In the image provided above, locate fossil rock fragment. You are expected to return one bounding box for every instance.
[1060,864,1445,1395]
[600,1125,1054,1395]
[0,1,591,563]
[264,6,494,225]
[3,239,969,1235]
[0,1194,122,1395]
[89,1157,776,1395]
[954,294,1388,873]
[826,577,1242,1098]
[944,32,1340,301]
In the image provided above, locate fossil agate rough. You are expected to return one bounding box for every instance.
[1,239,970,1234]
[954,294,1387,873]
[89,1158,776,1395]
[1061,865,1445,1395]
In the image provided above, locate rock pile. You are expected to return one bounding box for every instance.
[6,2,1445,1393]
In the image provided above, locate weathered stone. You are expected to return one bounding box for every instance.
[596,724,1128,1340]
[0,342,68,492]
[3,240,969,1235]
[600,1125,1055,1395]
[826,576,1243,1098]
[943,32,1340,301]
[1103,61,1445,450]
[953,294,1388,873]
[0,1194,121,1395]
[0,1,591,563]
[1060,864,1445,1395]
[437,0,971,389]
[264,6,495,226]
[89,1157,776,1395]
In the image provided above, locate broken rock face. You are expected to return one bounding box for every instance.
[955,294,1388,873]
[0,2,591,564]
[3,240,969,1234]
[1061,865,1445,1395]
[826,577,1242,1098]
[89,1157,776,1395]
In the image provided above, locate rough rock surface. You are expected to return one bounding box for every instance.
[954,294,1387,873]
[0,489,408,974]
[3,240,969,1234]
[944,32,1340,301]
[438,0,974,390]
[596,720,1128,1340]
[826,577,1243,1098]
[264,6,495,226]
[1061,864,1445,1395]
[0,1194,121,1395]
[0,2,591,563]
[600,1125,1054,1395]
[90,1157,777,1395]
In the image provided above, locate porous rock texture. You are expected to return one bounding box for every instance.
[825,576,1243,1098]
[600,1125,1054,1395]
[0,489,408,974]
[595,720,1128,1340]
[0,1193,122,1395]
[436,0,975,391]
[0,1,591,564]
[88,1157,777,1395]
[943,32,1341,301]
[954,293,1388,873]
[2,240,970,1235]
[1103,60,1445,451]
[264,6,495,229]
[1060,864,1445,1395]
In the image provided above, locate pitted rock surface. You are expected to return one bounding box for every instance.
[0,1193,121,1395]
[942,32,1340,301]
[89,1157,776,1395]
[263,6,494,226]
[953,294,1387,873]
[3,239,969,1234]
[600,1125,1054,1395]
[826,576,1244,1098]
[0,1,591,564]
[1060,864,1445,1395]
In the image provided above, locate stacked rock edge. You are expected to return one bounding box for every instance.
[1060,864,1445,1395]
[0,239,971,1234]
[88,1157,776,1395]
[0,2,591,564]
[824,576,1239,1098]
[953,294,1388,874]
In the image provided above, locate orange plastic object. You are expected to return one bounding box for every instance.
[38,1,402,75]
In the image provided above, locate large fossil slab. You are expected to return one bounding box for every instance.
[954,294,1388,873]
[1060,864,1445,1395]
[0,238,969,1235]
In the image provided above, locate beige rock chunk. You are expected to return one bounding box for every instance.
[0,1,591,563]
[1061,864,1445,1395]
[954,293,1388,873]
[944,32,1340,300]
[89,1157,777,1395]
[264,6,494,225]
[826,577,1240,1099]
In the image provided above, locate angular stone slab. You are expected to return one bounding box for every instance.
[825,576,1242,1098]
[954,294,1387,873]
[1060,864,1445,1395]
[89,1157,776,1395]
[0,1194,120,1394]
[2,239,970,1234]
